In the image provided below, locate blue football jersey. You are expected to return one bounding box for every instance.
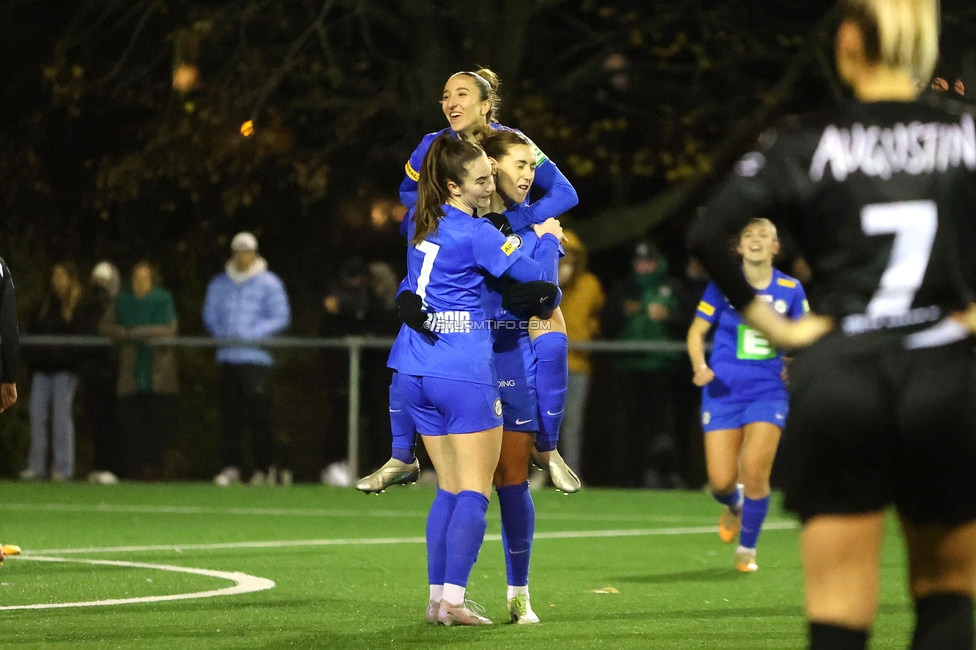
[389,205,528,386]
[696,269,808,401]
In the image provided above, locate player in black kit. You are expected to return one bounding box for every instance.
[690,1,976,649]
[0,256,21,563]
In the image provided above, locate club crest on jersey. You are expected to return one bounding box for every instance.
[774,299,788,314]
[702,412,711,425]
[505,234,523,250]
[494,398,503,417]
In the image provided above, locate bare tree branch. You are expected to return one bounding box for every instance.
[92,0,163,89]
[570,10,837,251]
[250,0,337,122]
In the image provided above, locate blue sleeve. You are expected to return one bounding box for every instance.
[696,282,725,324]
[505,234,561,284]
[789,283,809,320]
[202,278,221,336]
[396,276,410,296]
[399,132,441,209]
[530,233,561,283]
[506,158,578,232]
[471,218,524,278]
[250,277,291,339]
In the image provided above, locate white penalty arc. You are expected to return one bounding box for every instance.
[0,556,275,611]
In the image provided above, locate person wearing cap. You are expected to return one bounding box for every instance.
[76,261,123,484]
[203,232,291,486]
[602,240,685,489]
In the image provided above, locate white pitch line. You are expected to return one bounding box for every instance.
[0,502,774,525]
[25,521,797,556]
[0,556,275,611]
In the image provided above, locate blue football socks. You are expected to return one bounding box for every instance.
[533,332,568,451]
[712,485,743,512]
[443,491,490,588]
[739,495,770,549]
[425,489,457,586]
[497,481,535,587]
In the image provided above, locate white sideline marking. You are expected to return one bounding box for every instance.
[0,556,275,611]
[25,521,797,556]
[0,502,743,524]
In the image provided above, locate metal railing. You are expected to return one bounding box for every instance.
[19,335,690,478]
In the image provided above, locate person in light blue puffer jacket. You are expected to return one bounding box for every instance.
[203,232,291,486]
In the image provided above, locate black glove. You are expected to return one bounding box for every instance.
[396,290,438,343]
[503,281,560,319]
[483,212,513,236]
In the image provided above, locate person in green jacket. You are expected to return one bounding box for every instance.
[603,242,685,488]
[101,261,178,480]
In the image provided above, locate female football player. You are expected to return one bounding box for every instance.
[691,1,976,648]
[687,217,807,572]
[390,134,562,626]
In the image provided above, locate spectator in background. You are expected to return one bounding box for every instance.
[318,258,399,482]
[21,261,83,481]
[102,261,178,480]
[556,230,604,478]
[76,261,122,485]
[204,232,291,487]
[603,241,685,489]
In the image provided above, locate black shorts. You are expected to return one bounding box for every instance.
[781,334,976,526]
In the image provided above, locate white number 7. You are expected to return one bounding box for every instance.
[860,200,937,317]
[415,240,441,310]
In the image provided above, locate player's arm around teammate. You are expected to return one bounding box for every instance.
[391,135,562,626]
[399,68,577,228]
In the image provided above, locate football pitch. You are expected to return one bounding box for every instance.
[0,481,915,649]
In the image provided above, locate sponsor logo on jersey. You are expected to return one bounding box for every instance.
[494,398,503,418]
[506,234,523,250]
[429,311,472,333]
[405,161,420,182]
[498,379,517,387]
[776,277,797,288]
[697,301,715,316]
[774,299,788,314]
[809,114,976,182]
[501,241,516,256]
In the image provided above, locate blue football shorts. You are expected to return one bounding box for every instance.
[398,374,502,435]
[497,373,539,432]
[700,394,789,433]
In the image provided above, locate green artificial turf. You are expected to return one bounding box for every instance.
[0,482,914,649]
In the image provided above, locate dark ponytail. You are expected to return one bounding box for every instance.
[413,135,485,245]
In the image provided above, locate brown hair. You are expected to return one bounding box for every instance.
[43,261,82,322]
[449,68,502,124]
[413,135,486,245]
[838,0,938,81]
[480,129,531,162]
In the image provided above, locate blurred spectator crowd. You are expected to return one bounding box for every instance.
[15,219,817,491]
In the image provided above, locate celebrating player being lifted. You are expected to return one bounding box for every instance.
[687,217,807,573]
[691,0,976,648]
[358,68,579,493]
